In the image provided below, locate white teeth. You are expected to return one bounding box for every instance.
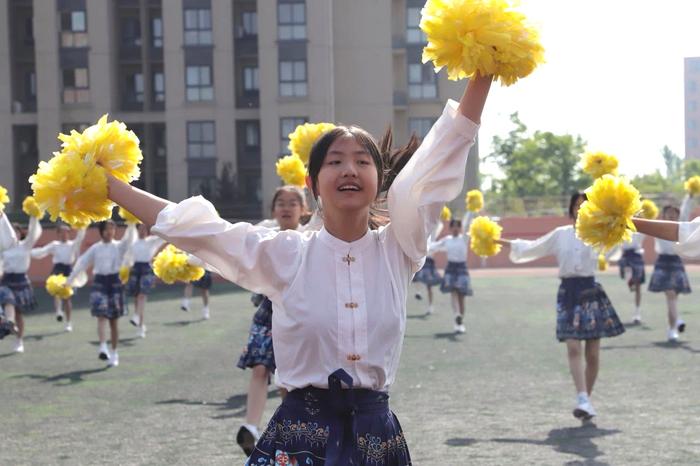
[339,185,360,191]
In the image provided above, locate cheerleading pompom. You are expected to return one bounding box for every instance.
[684,176,700,195]
[581,151,619,179]
[0,185,9,212]
[68,218,91,230]
[22,196,43,218]
[276,155,307,187]
[469,216,503,257]
[152,245,205,285]
[639,199,659,220]
[118,206,141,224]
[119,266,130,285]
[465,189,484,212]
[440,205,452,221]
[420,0,545,86]
[598,254,608,272]
[575,175,641,252]
[288,122,336,165]
[46,274,73,299]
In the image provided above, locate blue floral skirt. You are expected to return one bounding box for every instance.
[246,370,411,466]
[648,254,691,294]
[127,262,157,296]
[90,274,126,319]
[237,296,276,372]
[51,263,72,277]
[193,270,212,290]
[556,277,625,341]
[618,250,645,285]
[412,257,442,286]
[0,273,36,312]
[440,261,473,296]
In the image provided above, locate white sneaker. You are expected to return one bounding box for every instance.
[426,305,434,315]
[56,310,65,322]
[13,338,24,353]
[632,314,641,324]
[98,343,109,361]
[138,325,147,338]
[65,322,73,332]
[180,299,190,312]
[573,401,596,420]
[108,351,119,367]
[202,307,210,320]
[453,323,461,333]
[668,328,680,342]
[457,324,466,334]
[129,315,140,327]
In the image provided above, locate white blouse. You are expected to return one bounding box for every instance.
[31,229,86,265]
[656,195,691,255]
[510,225,598,278]
[68,224,137,284]
[428,212,473,263]
[621,232,644,253]
[152,100,479,391]
[128,236,166,264]
[1,216,42,274]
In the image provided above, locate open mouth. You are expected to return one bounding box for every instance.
[338,183,361,192]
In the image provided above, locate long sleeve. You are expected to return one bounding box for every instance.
[387,100,479,263]
[428,236,448,254]
[680,194,693,222]
[462,211,475,232]
[0,214,18,251]
[677,217,700,257]
[151,196,303,301]
[67,246,95,286]
[510,228,561,264]
[31,241,56,259]
[70,228,87,261]
[20,216,42,250]
[117,223,137,259]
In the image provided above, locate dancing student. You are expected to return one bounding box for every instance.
[618,231,646,324]
[429,212,474,333]
[0,213,42,353]
[235,185,308,455]
[125,223,165,338]
[503,193,625,420]
[31,223,86,331]
[412,219,445,315]
[101,74,489,464]
[67,220,136,367]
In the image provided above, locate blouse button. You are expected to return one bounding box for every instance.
[344,302,358,309]
[346,353,361,361]
[342,254,356,265]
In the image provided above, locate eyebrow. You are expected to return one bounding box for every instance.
[328,149,370,156]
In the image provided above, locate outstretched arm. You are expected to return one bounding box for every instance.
[106,175,170,228]
[632,218,678,242]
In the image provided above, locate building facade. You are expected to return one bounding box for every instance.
[0,0,478,219]
[685,57,700,160]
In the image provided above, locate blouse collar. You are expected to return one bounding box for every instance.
[318,226,373,252]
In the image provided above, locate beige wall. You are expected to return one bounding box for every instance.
[685,57,700,160]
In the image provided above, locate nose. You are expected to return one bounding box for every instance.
[341,160,358,178]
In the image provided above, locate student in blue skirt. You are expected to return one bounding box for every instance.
[103,73,491,465]
[412,220,444,315]
[503,193,625,421]
[181,273,212,320]
[618,232,646,324]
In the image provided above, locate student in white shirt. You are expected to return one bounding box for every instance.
[98,74,490,464]
[429,212,474,333]
[68,220,136,367]
[0,215,42,353]
[618,232,646,324]
[412,219,444,315]
[124,223,165,338]
[31,223,86,331]
[503,193,625,422]
[646,197,693,342]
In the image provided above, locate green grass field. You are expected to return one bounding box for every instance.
[1,269,699,465]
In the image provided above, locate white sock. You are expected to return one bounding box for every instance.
[577,392,589,404]
[428,305,434,313]
[100,342,108,352]
[182,298,190,307]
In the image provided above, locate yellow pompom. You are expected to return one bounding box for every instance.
[118,207,141,224]
[684,176,700,195]
[575,175,641,252]
[46,274,73,299]
[597,254,608,271]
[469,216,503,257]
[22,196,43,218]
[58,115,142,183]
[581,151,619,179]
[152,245,205,285]
[440,205,452,221]
[119,266,130,285]
[276,155,307,187]
[288,122,336,165]
[639,199,659,220]
[0,185,9,212]
[68,218,91,230]
[420,0,545,86]
[465,189,484,212]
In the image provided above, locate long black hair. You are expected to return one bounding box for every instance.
[12,223,26,240]
[307,125,419,229]
[568,192,587,219]
[97,219,116,238]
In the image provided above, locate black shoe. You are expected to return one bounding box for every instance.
[414,293,423,301]
[98,351,109,361]
[455,315,463,326]
[56,314,63,322]
[0,321,17,339]
[236,425,256,456]
[180,305,189,312]
[678,322,686,333]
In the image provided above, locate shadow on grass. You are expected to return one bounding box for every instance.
[12,366,109,385]
[622,321,653,331]
[88,337,140,348]
[434,332,463,342]
[602,341,700,354]
[24,330,67,342]
[156,390,281,420]
[445,437,479,447]
[162,319,207,327]
[406,313,429,320]
[488,423,620,465]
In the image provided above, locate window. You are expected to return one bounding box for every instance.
[690,101,698,112]
[121,17,141,47]
[24,16,34,45]
[244,122,260,148]
[689,80,698,93]
[406,7,426,44]
[692,60,700,72]
[280,117,307,152]
[240,11,257,37]
[688,120,698,131]
[690,138,699,149]
[153,71,165,102]
[152,16,163,47]
[26,71,36,100]
[243,66,259,92]
[408,118,436,139]
[186,65,213,101]
[126,73,144,103]
[61,123,90,134]
[184,8,212,45]
[278,1,306,40]
[60,10,88,47]
[62,68,89,103]
[408,62,437,99]
[187,121,216,158]
[279,60,307,97]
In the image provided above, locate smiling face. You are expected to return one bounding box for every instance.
[663,205,680,221]
[272,188,304,231]
[57,225,70,242]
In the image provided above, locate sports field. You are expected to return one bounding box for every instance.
[1,268,699,465]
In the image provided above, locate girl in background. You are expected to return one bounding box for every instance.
[413,220,444,315]
[618,232,646,324]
